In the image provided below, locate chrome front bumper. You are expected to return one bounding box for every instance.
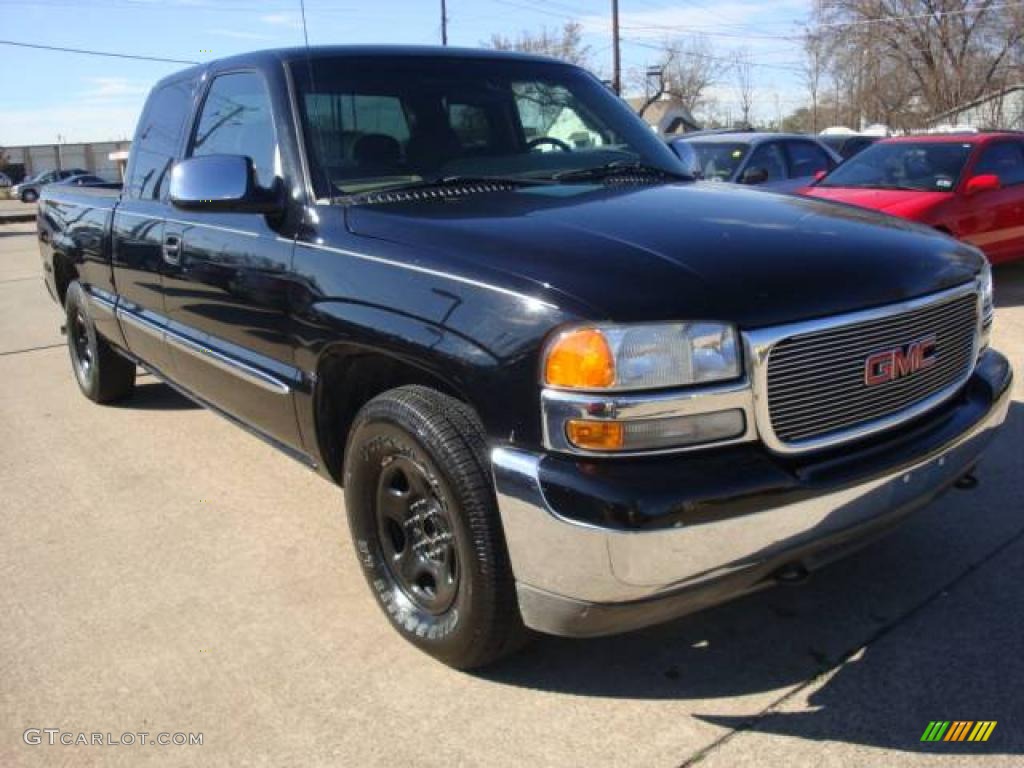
[492,352,1012,637]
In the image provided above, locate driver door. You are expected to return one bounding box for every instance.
[957,141,1024,264]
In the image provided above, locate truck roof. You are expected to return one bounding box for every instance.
[154,45,573,88]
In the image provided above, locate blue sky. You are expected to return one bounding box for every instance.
[0,0,813,145]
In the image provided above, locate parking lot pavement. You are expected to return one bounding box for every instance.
[0,199,38,224]
[1,219,1022,767]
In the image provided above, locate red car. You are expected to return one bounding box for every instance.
[802,132,1024,264]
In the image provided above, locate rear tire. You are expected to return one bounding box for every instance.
[65,281,135,403]
[343,386,528,669]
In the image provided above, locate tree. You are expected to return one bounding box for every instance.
[814,0,1024,127]
[802,27,828,132]
[638,35,724,117]
[488,21,591,67]
[733,48,755,127]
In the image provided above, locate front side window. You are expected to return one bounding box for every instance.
[683,142,748,181]
[191,72,277,188]
[746,142,786,182]
[291,55,681,197]
[820,142,974,192]
[973,142,1024,186]
[126,79,191,200]
[786,141,832,178]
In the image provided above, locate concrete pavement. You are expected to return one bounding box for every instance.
[1,219,1022,767]
[0,199,37,224]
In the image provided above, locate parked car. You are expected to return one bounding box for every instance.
[668,132,842,193]
[52,173,122,190]
[802,133,1024,264]
[54,173,109,186]
[819,133,880,160]
[0,171,12,188]
[12,168,89,202]
[38,47,1010,669]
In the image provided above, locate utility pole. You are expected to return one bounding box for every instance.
[611,0,621,95]
[441,0,448,46]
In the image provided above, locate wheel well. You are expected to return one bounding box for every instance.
[314,349,465,484]
[53,253,78,306]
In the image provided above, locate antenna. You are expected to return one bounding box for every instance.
[299,0,311,48]
[297,0,330,202]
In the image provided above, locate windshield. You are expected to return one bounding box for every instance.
[819,141,974,191]
[686,142,748,181]
[290,55,683,197]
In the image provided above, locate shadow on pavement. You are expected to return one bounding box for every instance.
[693,518,1024,756]
[485,403,1023,756]
[114,381,200,411]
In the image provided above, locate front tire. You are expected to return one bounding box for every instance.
[65,281,136,403]
[21,188,38,203]
[343,386,527,669]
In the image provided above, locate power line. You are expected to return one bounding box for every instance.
[0,39,198,64]
[622,37,804,73]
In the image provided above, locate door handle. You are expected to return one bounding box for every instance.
[162,235,181,265]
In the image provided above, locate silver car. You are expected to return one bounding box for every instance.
[12,168,89,203]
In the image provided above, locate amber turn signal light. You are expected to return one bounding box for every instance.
[544,329,615,389]
[566,420,625,451]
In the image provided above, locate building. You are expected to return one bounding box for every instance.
[926,84,1024,131]
[1,140,132,182]
[626,96,702,135]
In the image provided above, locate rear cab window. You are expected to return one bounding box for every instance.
[125,79,192,200]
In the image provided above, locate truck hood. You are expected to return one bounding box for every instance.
[345,182,981,328]
[803,186,952,219]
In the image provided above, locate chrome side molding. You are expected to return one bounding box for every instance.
[115,305,292,396]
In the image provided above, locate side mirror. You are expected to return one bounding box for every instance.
[741,166,770,185]
[170,155,283,213]
[965,173,1001,196]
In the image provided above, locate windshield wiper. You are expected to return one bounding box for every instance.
[551,160,693,183]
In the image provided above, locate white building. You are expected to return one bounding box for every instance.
[1,140,132,182]
[927,84,1024,131]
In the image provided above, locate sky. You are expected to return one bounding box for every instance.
[0,0,814,146]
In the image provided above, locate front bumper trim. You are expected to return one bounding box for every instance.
[492,351,1012,637]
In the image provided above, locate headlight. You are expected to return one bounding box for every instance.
[543,322,741,391]
[979,262,994,350]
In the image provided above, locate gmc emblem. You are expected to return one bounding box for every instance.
[864,335,938,387]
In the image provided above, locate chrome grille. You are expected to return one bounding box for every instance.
[764,289,979,448]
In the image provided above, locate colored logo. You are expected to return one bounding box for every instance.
[921,721,997,742]
[864,334,938,387]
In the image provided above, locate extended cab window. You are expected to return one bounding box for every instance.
[191,72,277,187]
[125,79,191,200]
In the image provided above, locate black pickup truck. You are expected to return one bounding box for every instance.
[39,46,1011,669]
